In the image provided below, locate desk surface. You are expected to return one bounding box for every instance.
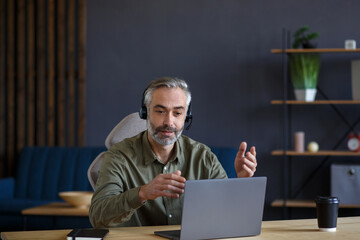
[1,216,360,240]
[21,202,89,217]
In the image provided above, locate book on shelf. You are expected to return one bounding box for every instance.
[67,228,109,240]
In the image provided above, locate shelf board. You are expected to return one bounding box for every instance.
[271,100,360,105]
[272,150,360,156]
[271,48,360,54]
[271,199,360,208]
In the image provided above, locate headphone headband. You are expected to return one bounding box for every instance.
[139,89,193,124]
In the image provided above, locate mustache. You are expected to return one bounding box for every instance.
[155,126,178,132]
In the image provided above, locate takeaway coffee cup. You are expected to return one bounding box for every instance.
[315,196,339,232]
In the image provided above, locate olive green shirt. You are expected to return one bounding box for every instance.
[89,131,227,228]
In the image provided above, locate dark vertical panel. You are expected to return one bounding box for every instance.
[57,0,66,146]
[78,0,86,146]
[27,0,35,146]
[16,0,26,152]
[68,0,76,146]
[0,0,6,178]
[7,0,15,176]
[47,0,55,146]
[36,0,46,146]
[2,0,87,177]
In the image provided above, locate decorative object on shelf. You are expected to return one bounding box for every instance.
[347,134,360,152]
[351,60,360,100]
[290,26,320,102]
[345,40,356,50]
[294,131,305,152]
[307,141,319,152]
[59,191,93,208]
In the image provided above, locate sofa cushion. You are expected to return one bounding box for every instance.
[0,178,15,199]
[15,146,106,201]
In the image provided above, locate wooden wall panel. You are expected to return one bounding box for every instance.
[68,0,76,146]
[0,0,6,177]
[16,0,26,153]
[27,0,35,146]
[7,0,16,176]
[47,0,55,146]
[0,0,87,177]
[78,0,86,146]
[36,0,46,146]
[57,0,66,146]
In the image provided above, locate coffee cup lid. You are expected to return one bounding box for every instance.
[315,196,339,204]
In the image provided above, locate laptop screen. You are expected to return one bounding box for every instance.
[155,177,267,240]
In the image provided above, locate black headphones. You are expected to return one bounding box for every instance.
[139,89,193,129]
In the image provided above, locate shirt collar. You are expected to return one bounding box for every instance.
[142,130,185,166]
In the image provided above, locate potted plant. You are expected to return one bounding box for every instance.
[289,26,320,101]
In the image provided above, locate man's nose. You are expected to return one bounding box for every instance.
[163,112,174,126]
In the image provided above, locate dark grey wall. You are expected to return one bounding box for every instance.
[86,0,360,219]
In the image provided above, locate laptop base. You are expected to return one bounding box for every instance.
[154,230,180,240]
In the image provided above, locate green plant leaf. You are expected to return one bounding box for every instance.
[289,53,320,89]
[294,26,309,38]
[306,32,320,40]
[293,39,302,49]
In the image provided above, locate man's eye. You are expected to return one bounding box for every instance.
[156,110,164,114]
[175,112,182,116]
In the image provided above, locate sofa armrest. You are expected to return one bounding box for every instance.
[0,177,15,199]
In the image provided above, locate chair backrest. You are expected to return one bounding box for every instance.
[87,113,147,189]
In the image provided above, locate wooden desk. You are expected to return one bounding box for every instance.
[2,216,360,240]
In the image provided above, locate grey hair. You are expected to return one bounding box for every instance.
[143,77,191,109]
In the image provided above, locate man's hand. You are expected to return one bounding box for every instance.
[139,170,186,202]
[234,142,257,178]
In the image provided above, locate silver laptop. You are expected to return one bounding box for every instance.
[155,177,267,240]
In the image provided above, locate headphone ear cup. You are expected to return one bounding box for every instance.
[185,113,192,122]
[139,106,147,119]
[185,106,192,123]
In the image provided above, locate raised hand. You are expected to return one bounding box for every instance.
[234,142,257,178]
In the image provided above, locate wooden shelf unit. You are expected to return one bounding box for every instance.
[271,48,360,54]
[270,43,360,218]
[271,100,360,105]
[271,199,360,208]
[272,150,360,156]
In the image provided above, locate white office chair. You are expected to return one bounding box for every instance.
[87,113,147,189]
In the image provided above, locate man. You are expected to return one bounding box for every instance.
[89,77,257,228]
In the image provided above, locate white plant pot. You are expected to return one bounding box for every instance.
[294,89,317,102]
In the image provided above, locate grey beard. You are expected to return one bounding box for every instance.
[147,121,183,146]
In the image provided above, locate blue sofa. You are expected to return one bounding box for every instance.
[0,146,106,231]
[0,146,237,231]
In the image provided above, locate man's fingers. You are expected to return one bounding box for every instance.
[241,164,255,177]
[250,146,256,157]
[159,184,184,193]
[244,159,257,172]
[160,191,180,198]
[163,179,185,190]
[246,151,257,164]
[237,142,247,157]
[161,172,186,183]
